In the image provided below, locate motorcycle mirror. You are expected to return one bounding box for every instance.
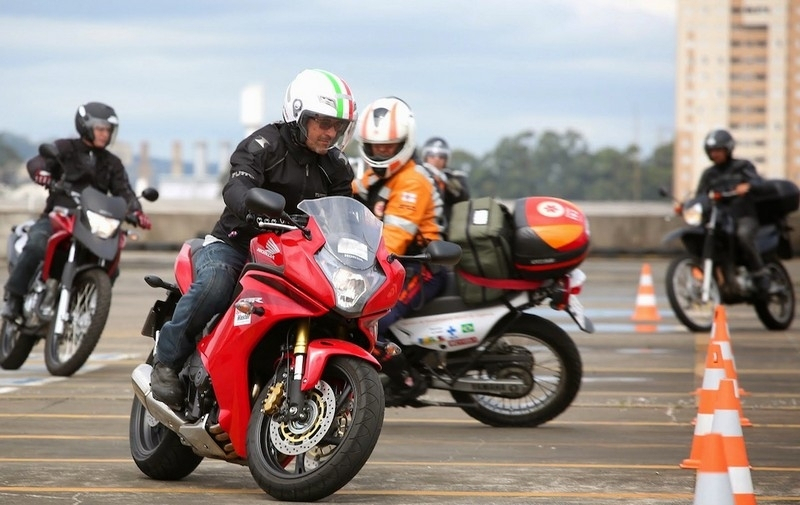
[140,187,159,202]
[245,188,286,218]
[39,143,60,159]
[425,240,462,266]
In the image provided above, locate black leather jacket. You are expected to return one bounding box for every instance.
[695,158,765,218]
[210,123,354,253]
[27,138,141,216]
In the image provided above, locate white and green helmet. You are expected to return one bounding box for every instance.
[282,68,357,150]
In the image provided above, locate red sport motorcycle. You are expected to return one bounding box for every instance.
[128,189,461,502]
[0,143,158,376]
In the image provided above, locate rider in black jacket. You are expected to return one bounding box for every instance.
[150,69,358,408]
[695,128,769,294]
[1,102,150,321]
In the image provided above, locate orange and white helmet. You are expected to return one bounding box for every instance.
[357,97,416,178]
[282,69,357,150]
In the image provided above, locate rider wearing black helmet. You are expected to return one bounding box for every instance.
[694,128,769,294]
[1,102,151,321]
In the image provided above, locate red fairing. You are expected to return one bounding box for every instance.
[362,237,406,316]
[40,212,75,281]
[197,224,333,457]
[174,242,195,294]
[301,339,380,391]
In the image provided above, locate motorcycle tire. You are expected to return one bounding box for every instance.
[450,314,583,427]
[44,269,112,376]
[754,259,795,330]
[665,254,719,332]
[129,394,204,480]
[246,356,384,502]
[0,319,37,370]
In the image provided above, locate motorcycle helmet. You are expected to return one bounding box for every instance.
[75,102,119,147]
[356,97,416,178]
[421,136,451,164]
[281,69,357,151]
[703,129,735,159]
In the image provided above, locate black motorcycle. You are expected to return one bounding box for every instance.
[660,181,798,332]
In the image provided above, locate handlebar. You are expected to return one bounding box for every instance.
[245,213,308,231]
[709,189,740,201]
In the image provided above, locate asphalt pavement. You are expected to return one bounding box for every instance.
[0,256,798,504]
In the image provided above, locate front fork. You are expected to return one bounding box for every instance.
[285,318,310,420]
[52,243,78,336]
[700,207,717,303]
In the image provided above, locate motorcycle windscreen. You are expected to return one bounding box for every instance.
[73,187,128,261]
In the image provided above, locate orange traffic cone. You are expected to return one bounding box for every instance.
[710,305,749,397]
[692,432,735,505]
[682,342,727,469]
[711,379,756,505]
[632,263,661,331]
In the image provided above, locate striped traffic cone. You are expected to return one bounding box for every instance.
[709,305,748,397]
[693,432,735,505]
[631,263,661,331]
[682,342,727,469]
[711,378,757,505]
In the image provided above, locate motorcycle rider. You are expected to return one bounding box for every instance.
[149,69,358,409]
[694,128,770,295]
[1,102,151,322]
[420,136,470,228]
[352,96,446,403]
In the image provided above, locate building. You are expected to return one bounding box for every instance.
[674,0,800,198]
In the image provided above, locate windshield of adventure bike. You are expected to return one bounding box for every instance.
[297,196,385,314]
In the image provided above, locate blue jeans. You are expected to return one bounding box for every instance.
[155,241,248,369]
[5,217,52,297]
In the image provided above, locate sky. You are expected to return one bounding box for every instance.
[0,1,676,163]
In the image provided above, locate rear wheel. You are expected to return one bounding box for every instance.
[45,269,112,376]
[0,319,37,370]
[129,394,203,480]
[451,315,583,427]
[754,259,795,330]
[247,356,384,502]
[665,254,719,332]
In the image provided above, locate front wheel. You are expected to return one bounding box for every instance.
[450,315,583,427]
[45,269,112,376]
[754,259,795,330]
[665,254,719,332]
[0,319,37,370]
[247,356,384,502]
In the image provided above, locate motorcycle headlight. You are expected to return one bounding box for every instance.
[317,248,385,315]
[86,210,121,239]
[682,202,703,227]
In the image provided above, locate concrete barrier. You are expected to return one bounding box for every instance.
[1,198,798,258]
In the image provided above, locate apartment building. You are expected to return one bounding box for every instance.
[674,0,800,198]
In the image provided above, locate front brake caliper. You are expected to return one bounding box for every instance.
[261,382,285,415]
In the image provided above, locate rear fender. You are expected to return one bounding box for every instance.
[301,339,379,392]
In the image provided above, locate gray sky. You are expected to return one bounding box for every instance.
[0,1,675,161]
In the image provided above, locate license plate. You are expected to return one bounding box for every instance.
[567,295,594,333]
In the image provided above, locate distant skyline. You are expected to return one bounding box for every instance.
[0,1,676,161]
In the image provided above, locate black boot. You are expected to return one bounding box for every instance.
[378,350,426,406]
[1,294,23,321]
[752,269,772,297]
[150,362,185,409]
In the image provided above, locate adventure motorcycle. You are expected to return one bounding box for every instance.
[382,266,593,427]
[661,182,798,332]
[128,189,461,502]
[0,143,158,376]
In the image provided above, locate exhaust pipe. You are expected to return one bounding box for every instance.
[131,364,228,459]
